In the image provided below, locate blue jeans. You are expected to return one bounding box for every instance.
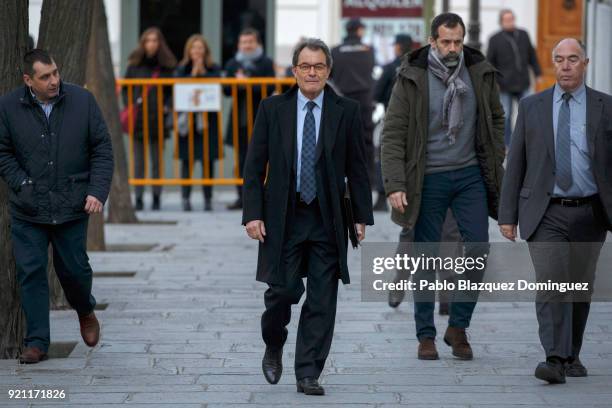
[413,165,490,340]
[500,90,529,148]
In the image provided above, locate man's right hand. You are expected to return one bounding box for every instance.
[246,220,266,243]
[499,224,517,242]
[388,191,408,214]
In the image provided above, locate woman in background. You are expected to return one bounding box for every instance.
[124,27,176,211]
[175,34,222,212]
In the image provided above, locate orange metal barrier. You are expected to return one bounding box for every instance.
[116,77,295,186]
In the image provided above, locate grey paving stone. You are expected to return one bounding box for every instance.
[0,193,609,406]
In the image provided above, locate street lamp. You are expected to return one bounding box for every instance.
[466,0,481,50]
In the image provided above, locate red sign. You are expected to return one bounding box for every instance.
[342,0,423,18]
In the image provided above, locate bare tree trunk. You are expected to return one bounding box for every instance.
[87,213,106,251]
[38,0,98,308]
[37,0,94,86]
[0,0,28,359]
[86,0,137,224]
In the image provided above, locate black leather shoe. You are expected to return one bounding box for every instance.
[204,199,212,212]
[388,272,405,308]
[262,347,282,384]
[438,301,449,315]
[226,199,242,210]
[152,196,161,211]
[296,377,325,395]
[535,360,566,384]
[372,195,388,212]
[182,198,192,212]
[135,198,144,211]
[566,358,588,377]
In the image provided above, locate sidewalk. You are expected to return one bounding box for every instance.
[1,190,611,407]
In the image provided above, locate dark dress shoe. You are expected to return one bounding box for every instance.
[372,195,388,212]
[535,360,566,384]
[418,338,439,360]
[262,347,283,384]
[79,312,100,347]
[438,301,449,315]
[19,347,48,364]
[135,198,144,211]
[182,198,192,212]
[443,326,473,360]
[388,272,405,308]
[152,196,161,211]
[296,377,325,395]
[388,288,404,308]
[566,358,588,377]
[204,200,212,212]
[226,199,242,210]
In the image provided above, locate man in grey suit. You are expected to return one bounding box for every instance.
[499,38,612,384]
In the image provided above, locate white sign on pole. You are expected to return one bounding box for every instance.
[173,83,222,112]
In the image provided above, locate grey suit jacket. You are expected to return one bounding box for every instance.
[498,86,612,240]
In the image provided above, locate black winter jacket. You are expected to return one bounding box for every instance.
[0,83,114,224]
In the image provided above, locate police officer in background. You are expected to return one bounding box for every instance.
[373,33,413,211]
[331,18,376,195]
[375,34,413,109]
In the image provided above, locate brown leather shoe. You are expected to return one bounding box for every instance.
[417,338,439,360]
[443,326,473,360]
[19,347,48,364]
[79,312,100,347]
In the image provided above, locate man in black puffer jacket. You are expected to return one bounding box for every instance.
[0,49,113,364]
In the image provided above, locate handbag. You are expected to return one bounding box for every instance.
[120,67,161,134]
[120,103,139,133]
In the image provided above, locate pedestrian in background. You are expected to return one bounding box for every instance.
[487,9,542,149]
[373,33,413,212]
[175,34,222,212]
[331,19,377,201]
[224,28,275,210]
[0,49,114,363]
[124,27,176,211]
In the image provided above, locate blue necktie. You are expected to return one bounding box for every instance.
[300,101,317,204]
[556,93,573,191]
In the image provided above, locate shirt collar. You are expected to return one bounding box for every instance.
[554,83,586,104]
[29,88,57,106]
[298,88,324,111]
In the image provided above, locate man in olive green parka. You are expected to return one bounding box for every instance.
[381,13,505,361]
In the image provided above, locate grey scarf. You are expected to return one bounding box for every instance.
[235,46,264,71]
[427,47,468,145]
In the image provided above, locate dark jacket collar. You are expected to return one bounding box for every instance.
[281,83,341,104]
[398,44,494,81]
[20,81,66,106]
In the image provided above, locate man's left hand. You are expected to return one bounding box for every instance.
[355,223,366,242]
[84,195,104,214]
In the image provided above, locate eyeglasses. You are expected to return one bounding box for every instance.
[296,63,328,73]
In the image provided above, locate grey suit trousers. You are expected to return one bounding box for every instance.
[527,200,607,360]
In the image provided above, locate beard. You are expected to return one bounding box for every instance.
[434,48,460,68]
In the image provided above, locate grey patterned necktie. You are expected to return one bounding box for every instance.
[556,92,573,191]
[299,101,317,204]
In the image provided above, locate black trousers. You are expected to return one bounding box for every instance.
[11,217,96,352]
[180,160,214,201]
[261,199,339,380]
[528,199,607,360]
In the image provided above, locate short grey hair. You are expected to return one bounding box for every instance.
[552,38,587,60]
[291,38,333,69]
